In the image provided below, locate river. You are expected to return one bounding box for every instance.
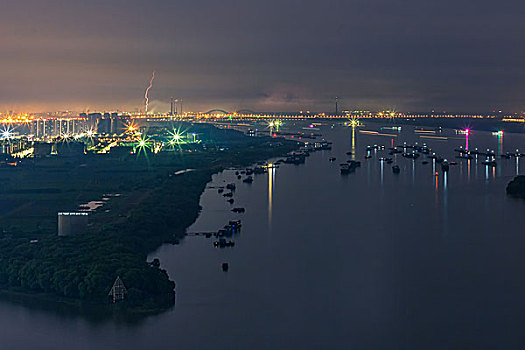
[1,121,525,349]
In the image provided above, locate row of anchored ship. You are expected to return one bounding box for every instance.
[204,143,334,271]
[203,141,335,259]
[454,146,523,166]
[338,142,525,175]
[196,137,524,272]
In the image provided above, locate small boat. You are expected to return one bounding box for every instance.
[227,198,234,204]
[442,161,449,172]
[392,165,400,174]
[389,147,402,154]
[346,151,352,155]
[402,152,420,159]
[218,188,224,193]
[229,220,242,228]
[226,183,236,190]
[232,207,245,213]
[223,192,233,197]
[340,164,350,174]
[214,238,235,248]
[329,157,336,162]
[457,154,473,159]
[398,142,413,149]
[243,176,253,183]
[222,263,229,271]
[284,154,306,165]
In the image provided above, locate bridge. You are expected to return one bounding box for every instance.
[204,109,231,115]
[203,109,258,115]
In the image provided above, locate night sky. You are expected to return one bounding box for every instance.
[1,0,524,113]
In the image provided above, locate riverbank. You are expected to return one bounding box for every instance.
[0,123,299,317]
[507,175,525,199]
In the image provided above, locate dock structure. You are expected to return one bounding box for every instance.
[108,276,127,303]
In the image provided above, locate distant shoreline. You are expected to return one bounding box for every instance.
[347,117,525,134]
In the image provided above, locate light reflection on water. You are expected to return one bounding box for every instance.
[380,160,384,185]
[411,158,415,184]
[351,126,356,160]
[268,166,275,227]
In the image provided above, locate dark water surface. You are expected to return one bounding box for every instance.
[1,122,525,349]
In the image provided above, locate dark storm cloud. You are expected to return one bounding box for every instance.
[0,0,524,112]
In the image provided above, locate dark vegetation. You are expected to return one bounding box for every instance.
[0,123,298,314]
[507,175,525,199]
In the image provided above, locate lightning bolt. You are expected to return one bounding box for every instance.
[144,71,155,114]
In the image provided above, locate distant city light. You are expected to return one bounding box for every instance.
[348,117,360,128]
[0,125,14,139]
